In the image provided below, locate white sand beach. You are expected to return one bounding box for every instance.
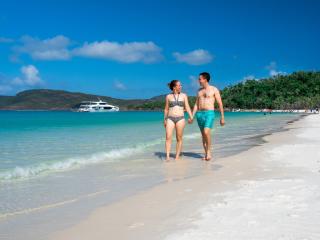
[51,114,320,240]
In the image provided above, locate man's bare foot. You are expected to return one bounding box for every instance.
[202,154,207,160]
[165,156,170,161]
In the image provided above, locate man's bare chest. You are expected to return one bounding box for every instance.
[199,90,215,99]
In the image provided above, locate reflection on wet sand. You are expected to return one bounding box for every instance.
[163,159,191,183]
[162,155,223,183]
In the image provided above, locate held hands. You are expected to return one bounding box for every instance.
[188,118,193,124]
[220,118,225,126]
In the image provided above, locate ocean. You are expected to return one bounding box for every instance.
[0,111,302,239]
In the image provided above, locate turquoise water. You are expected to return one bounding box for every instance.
[0,111,300,180]
[0,111,163,176]
[0,111,302,239]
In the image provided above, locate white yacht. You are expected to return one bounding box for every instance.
[77,99,119,112]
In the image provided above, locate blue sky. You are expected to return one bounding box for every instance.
[0,0,319,98]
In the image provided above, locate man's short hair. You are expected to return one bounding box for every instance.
[199,72,210,82]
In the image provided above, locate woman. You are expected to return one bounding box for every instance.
[164,80,193,160]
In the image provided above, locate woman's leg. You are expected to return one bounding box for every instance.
[175,119,185,160]
[165,119,175,160]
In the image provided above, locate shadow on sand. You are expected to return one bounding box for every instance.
[154,151,203,160]
[182,152,203,159]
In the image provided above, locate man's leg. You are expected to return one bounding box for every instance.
[196,112,208,160]
[203,127,212,160]
[200,129,207,160]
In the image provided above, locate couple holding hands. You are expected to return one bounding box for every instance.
[164,72,225,161]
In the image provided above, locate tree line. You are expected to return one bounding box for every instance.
[128,71,320,110]
[222,71,320,109]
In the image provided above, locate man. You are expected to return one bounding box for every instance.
[189,72,225,161]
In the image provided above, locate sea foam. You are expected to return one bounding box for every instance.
[0,140,160,181]
[0,130,234,181]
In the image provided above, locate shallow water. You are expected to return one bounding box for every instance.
[0,111,302,239]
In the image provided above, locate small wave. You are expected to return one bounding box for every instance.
[0,140,160,181]
[184,132,201,139]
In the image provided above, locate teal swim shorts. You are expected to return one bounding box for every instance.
[196,110,215,130]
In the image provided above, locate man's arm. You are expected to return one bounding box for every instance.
[189,96,198,124]
[192,95,199,116]
[214,88,225,126]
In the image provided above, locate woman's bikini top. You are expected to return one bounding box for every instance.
[169,93,184,108]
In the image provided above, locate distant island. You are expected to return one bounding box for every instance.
[0,71,319,111]
[0,89,163,111]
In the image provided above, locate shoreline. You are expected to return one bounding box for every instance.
[50,114,320,240]
[0,109,318,113]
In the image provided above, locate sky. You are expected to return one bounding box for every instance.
[0,0,319,98]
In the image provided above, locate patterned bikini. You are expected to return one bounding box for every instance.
[167,93,185,124]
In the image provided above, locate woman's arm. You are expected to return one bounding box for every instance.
[164,95,169,127]
[188,95,198,123]
[184,94,193,120]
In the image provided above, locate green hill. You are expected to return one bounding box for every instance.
[0,89,151,110]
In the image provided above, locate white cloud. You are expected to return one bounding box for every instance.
[173,49,213,65]
[14,35,71,60]
[0,65,44,94]
[11,35,164,64]
[113,80,127,90]
[266,61,287,77]
[12,65,43,86]
[73,40,163,63]
[0,37,13,43]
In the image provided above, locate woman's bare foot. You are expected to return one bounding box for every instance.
[166,155,170,161]
[202,154,207,160]
[205,152,212,161]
